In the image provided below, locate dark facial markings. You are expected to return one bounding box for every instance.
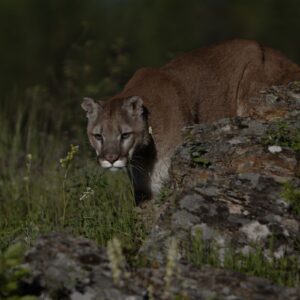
[93,133,103,142]
[121,132,133,140]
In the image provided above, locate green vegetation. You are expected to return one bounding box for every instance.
[0,243,37,299]
[281,182,300,216]
[189,144,211,168]
[188,229,300,287]
[0,93,146,255]
[262,121,300,153]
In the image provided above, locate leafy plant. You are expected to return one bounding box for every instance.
[0,243,37,299]
[262,121,300,153]
[189,144,211,168]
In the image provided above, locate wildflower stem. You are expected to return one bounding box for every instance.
[24,153,32,215]
[59,145,79,227]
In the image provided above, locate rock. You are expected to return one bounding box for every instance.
[142,82,300,280]
[22,233,145,300]
[268,145,283,153]
[179,194,203,212]
[240,220,271,241]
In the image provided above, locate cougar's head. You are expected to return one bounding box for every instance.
[82,96,150,171]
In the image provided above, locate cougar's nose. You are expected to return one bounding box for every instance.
[104,154,119,163]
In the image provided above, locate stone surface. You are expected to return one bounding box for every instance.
[22,233,145,300]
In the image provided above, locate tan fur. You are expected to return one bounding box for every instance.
[82,39,300,203]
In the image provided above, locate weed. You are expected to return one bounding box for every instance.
[163,237,179,299]
[158,186,174,204]
[23,153,33,215]
[147,284,155,300]
[107,237,129,286]
[189,144,211,168]
[188,229,219,267]
[281,182,300,216]
[60,144,79,226]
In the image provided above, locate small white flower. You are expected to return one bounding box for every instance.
[79,187,94,201]
[268,145,282,153]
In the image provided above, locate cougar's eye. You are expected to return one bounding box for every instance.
[94,133,103,141]
[121,132,132,140]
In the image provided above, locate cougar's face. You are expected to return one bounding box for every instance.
[82,96,148,171]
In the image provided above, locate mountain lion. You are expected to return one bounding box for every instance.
[82,39,300,203]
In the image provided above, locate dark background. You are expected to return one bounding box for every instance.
[1,0,300,103]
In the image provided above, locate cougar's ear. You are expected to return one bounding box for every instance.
[81,97,103,120]
[123,96,144,117]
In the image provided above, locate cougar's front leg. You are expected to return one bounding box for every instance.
[127,163,152,204]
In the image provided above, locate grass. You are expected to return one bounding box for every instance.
[0,87,146,256]
[188,229,300,287]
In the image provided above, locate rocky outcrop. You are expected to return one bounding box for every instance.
[21,233,300,300]
[142,82,300,264]
[21,83,300,299]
